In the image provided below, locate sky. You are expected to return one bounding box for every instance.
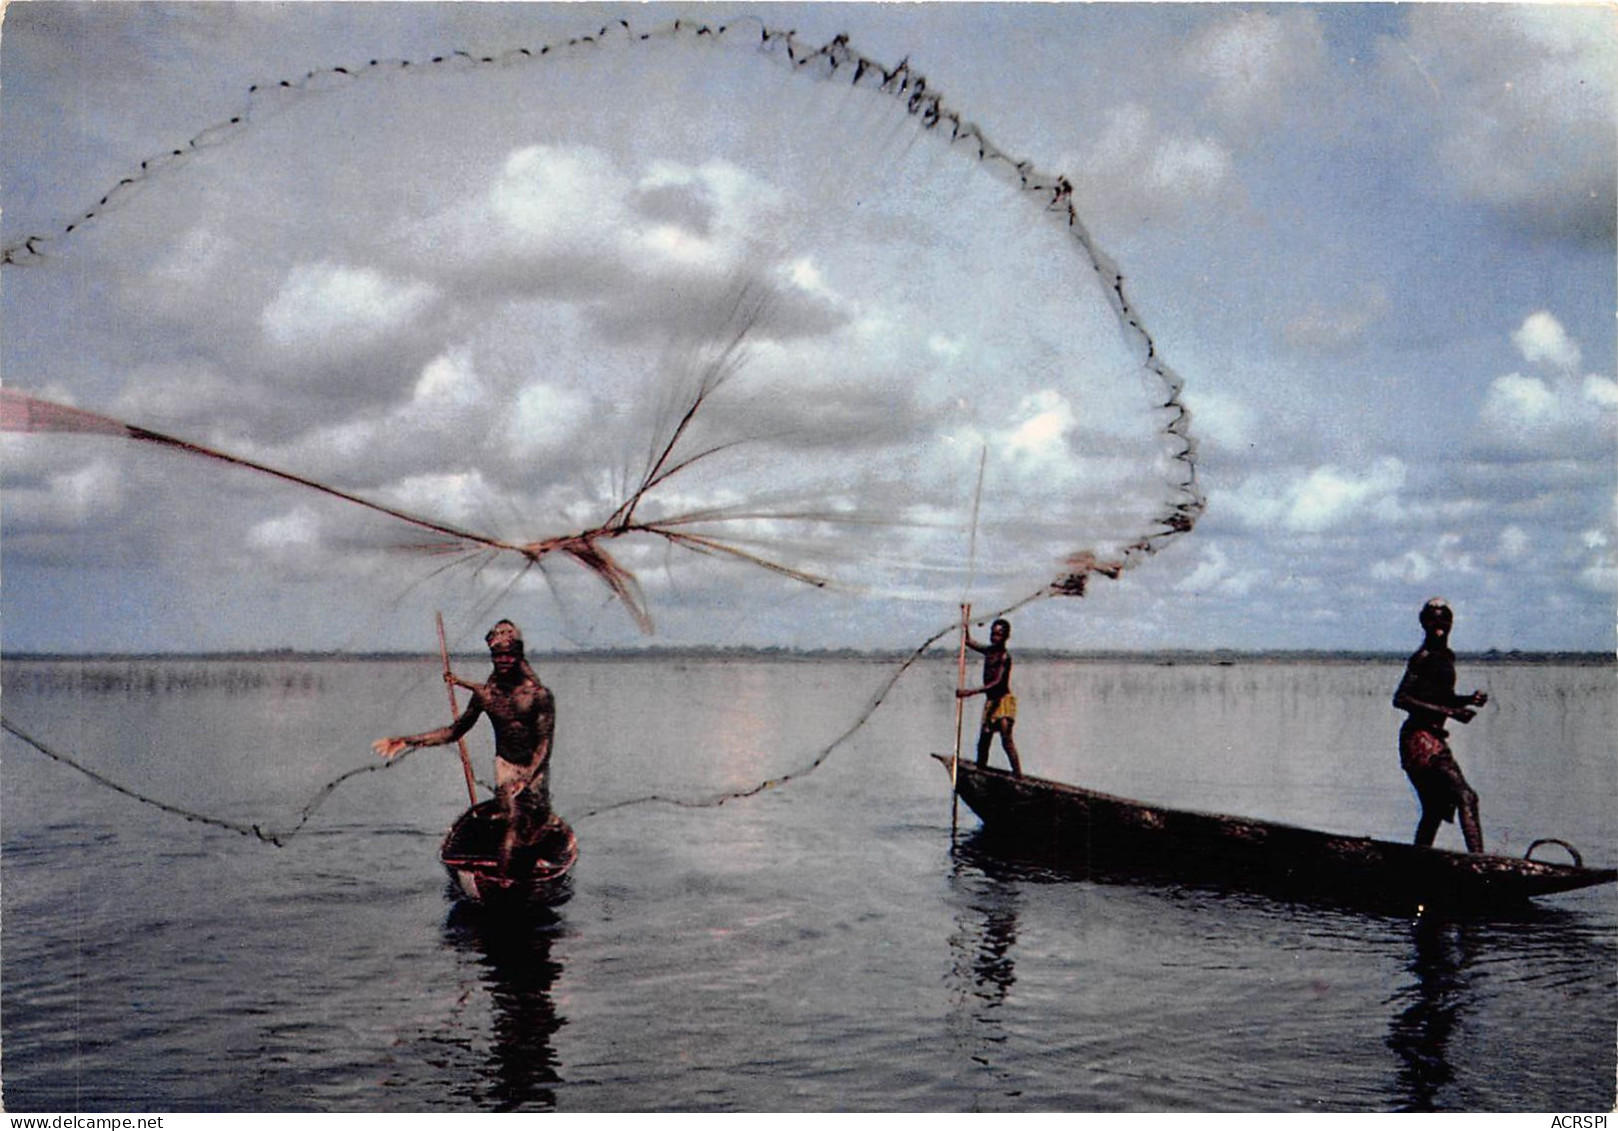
[1,1,1614,655]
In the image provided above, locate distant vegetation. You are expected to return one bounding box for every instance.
[3,646,1612,666]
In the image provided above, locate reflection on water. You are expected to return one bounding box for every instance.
[1386,917,1468,1111]
[943,837,1032,1107]
[947,853,1021,1014]
[950,823,1618,1112]
[442,905,567,1112]
[1383,907,1618,1111]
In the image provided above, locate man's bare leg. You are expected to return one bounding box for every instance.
[1000,720,1023,777]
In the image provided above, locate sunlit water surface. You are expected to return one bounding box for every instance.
[2,656,1613,1111]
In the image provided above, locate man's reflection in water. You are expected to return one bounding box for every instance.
[968,891,1020,1005]
[444,906,566,1112]
[1386,915,1468,1112]
[946,837,1022,1088]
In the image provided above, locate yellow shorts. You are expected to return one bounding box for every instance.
[984,694,1017,725]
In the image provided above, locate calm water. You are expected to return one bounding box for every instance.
[2,655,1613,1112]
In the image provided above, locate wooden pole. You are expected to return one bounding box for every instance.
[437,611,479,807]
[951,601,971,835]
[950,446,988,837]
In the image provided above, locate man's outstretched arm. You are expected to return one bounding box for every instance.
[373,696,484,759]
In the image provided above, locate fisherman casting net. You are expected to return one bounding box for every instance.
[2,18,1201,833]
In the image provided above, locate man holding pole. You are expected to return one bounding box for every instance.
[956,617,1023,777]
[374,619,556,871]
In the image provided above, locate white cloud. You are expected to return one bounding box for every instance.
[403,144,635,295]
[1066,102,1237,225]
[1180,388,1257,451]
[1283,460,1406,531]
[1477,315,1616,456]
[1175,542,1261,596]
[1583,375,1618,410]
[1568,521,1618,593]
[261,262,438,351]
[1485,372,1560,426]
[382,470,496,528]
[1372,532,1476,583]
[411,352,487,412]
[235,503,400,580]
[1433,531,1477,571]
[1576,528,1617,592]
[1371,548,1435,584]
[1497,525,1531,561]
[1003,390,1075,463]
[1512,310,1581,372]
[1227,457,1407,533]
[492,145,634,242]
[1482,367,1618,449]
[2,459,125,528]
[503,381,591,460]
[1147,135,1233,197]
[415,147,783,299]
[247,506,322,551]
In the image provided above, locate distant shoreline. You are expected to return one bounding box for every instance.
[3,648,1612,666]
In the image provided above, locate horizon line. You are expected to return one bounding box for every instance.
[3,646,1612,664]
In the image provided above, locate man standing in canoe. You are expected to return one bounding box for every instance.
[1393,598,1489,852]
[374,619,555,871]
[957,617,1023,777]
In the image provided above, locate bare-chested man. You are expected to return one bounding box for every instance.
[956,617,1023,777]
[1392,598,1488,853]
[374,619,555,871]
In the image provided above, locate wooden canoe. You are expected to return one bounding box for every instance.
[440,800,578,907]
[935,755,1616,912]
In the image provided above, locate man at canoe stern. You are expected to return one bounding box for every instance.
[957,617,1024,777]
[1392,598,1488,853]
[374,619,556,871]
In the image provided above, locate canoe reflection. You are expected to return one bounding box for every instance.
[443,904,567,1112]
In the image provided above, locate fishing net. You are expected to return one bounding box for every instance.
[2,17,1202,835]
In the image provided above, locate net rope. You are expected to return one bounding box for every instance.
[0,714,403,846]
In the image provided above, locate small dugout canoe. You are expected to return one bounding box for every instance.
[935,755,1616,912]
[440,800,578,908]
